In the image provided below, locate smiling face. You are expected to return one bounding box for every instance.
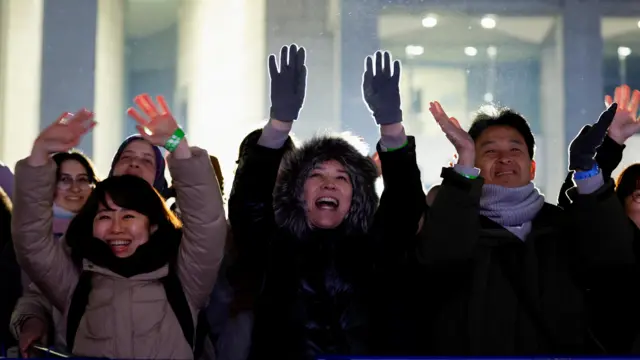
[112,140,157,186]
[92,194,157,258]
[55,159,93,212]
[303,160,353,229]
[474,125,535,188]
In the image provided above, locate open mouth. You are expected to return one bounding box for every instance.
[107,239,132,255]
[495,170,515,177]
[315,196,339,210]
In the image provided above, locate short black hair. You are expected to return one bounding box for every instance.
[52,150,99,184]
[468,106,535,159]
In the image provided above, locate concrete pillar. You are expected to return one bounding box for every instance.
[93,0,125,178]
[39,0,97,157]
[178,0,267,188]
[336,0,381,151]
[266,0,337,140]
[562,0,603,158]
[0,0,44,168]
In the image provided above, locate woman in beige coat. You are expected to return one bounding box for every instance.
[11,95,226,359]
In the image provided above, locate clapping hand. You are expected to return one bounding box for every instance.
[429,101,475,166]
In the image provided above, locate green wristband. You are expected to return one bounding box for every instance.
[164,127,185,152]
[461,173,478,180]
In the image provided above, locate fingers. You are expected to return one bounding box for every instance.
[127,107,149,126]
[620,85,631,110]
[392,60,401,81]
[296,46,306,71]
[630,89,640,115]
[280,45,288,69]
[297,66,307,95]
[449,117,462,130]
[268,54,278,76]
[614,86,623,105]
[134,93,160,118]
[363,56,374,87]
[156,95,172,116]
[591,103,617,138]
[382,52,391,78]
[604,95,613,108]
[288,44,298,69]
[54,112,73,125]
[375,51,382,76]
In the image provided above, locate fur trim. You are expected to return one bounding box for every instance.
[274,134,379,238]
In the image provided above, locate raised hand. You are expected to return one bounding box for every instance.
[362,51,402,125]
[268,44,307,122]
[569,103,617,171]
[127,94,181,148]
[30,109,95,165]
[605,84,640,144]
[429,101,475,166]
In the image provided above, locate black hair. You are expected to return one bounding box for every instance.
[616,163,640,204]
[468,106,536,159]
[65,174,181,250]
[52,151,99,184]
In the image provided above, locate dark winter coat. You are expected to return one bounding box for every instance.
[417,167,634,355]
[228,131,425,359]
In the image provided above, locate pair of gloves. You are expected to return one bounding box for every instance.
[267,42,615,171]
[268,44,403,126]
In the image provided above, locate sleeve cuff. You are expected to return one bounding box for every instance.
[453,164,481,178]
[574,171,605,195]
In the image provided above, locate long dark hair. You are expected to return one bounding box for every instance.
[65,175,182,276]
[52,151,99,184]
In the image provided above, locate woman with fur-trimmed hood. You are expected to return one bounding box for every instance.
[229,46,425,359]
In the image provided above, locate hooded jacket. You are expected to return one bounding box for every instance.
[229,130,425,359]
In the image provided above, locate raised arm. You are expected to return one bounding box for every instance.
[229,44,305,258]
[12,110,95,311]
[127,94,227,309]
[360,51,425,253]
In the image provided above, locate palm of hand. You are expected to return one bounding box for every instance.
[429,101,473,152]
[36,110,95,154]
[606,85,640,142]
[127,94,178,146]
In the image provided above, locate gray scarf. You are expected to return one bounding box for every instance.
[480,183,545,241]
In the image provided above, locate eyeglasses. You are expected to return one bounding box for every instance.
[57,176,94,191]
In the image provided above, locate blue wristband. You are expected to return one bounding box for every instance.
[573,164,600,180]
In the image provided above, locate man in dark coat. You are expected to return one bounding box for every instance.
[418,102,634,355]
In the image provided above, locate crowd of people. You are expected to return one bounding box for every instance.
[0,43,640,359]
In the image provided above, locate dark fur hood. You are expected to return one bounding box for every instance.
[274,134,379,239]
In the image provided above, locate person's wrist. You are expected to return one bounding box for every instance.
[457,151,475,167]
[607,131,626,145]
[28,144,50,167]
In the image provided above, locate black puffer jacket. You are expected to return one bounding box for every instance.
[229,131,425,359]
